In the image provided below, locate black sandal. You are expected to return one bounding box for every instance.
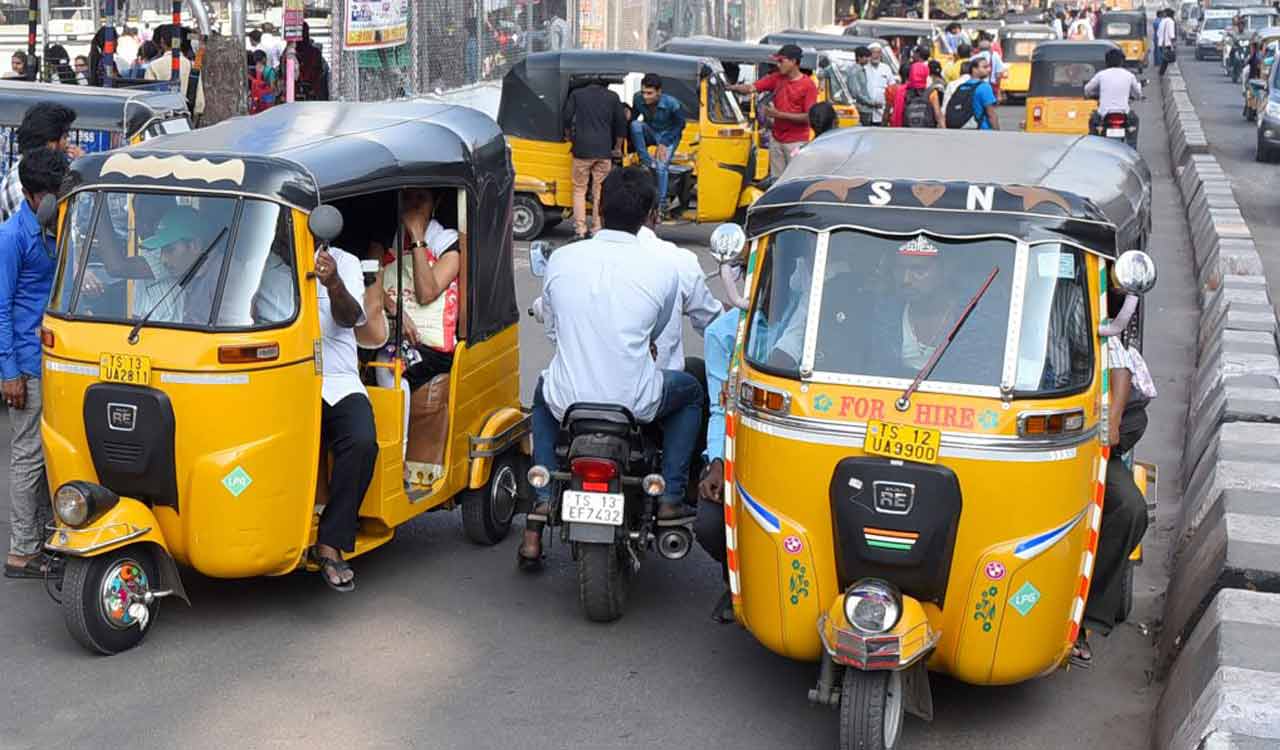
[308,548,355,593]
[4,553,57,580]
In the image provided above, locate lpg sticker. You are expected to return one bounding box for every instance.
[783,535,804,555]
[984,561,1007,581]
[222,466,253,498]
[1011,581,1042,617]
[974,585,1000,633]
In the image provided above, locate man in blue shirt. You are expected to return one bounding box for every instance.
[970,56,1000,130]
[629,73,686,219]
[2,148,67,579]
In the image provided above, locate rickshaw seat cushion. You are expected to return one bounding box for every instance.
[406,373,451,467]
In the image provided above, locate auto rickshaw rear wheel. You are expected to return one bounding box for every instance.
[461,451,520,545]
[839,668,905,750]
[577,542,630,623]
[512,194,546,242]
[61,546,160,655]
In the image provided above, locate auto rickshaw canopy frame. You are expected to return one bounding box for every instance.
[62,100,519,345]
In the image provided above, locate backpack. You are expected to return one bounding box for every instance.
[903,87,935,128]
[945,80,980,128]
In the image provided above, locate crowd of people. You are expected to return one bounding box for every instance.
[245,21,330,113]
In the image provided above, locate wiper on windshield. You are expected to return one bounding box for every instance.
[894,266,1000,412]
[127,227,229,344]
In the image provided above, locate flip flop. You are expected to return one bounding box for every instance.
[308,549,355,593]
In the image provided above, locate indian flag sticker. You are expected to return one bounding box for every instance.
[864,527,919,552]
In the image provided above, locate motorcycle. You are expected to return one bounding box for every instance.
[1089,110,1139,148]
[524,241,700,623]
[1227,38,1251,82]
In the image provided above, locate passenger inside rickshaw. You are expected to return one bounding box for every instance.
[744,230,1094,398]
[326,187,464,486]
[1055,61,1100,88]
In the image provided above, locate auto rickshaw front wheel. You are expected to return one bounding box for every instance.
[461,451,520,545]
[61,546,160,655]
[839,668,905,750]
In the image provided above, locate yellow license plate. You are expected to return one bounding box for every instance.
[99,353,152,386]
[864,420,940,464]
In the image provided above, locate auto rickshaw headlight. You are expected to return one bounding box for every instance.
[843,578,902,635]
[53,481,119,528]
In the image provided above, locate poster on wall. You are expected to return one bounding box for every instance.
[577,0,606,49]
[283,0,305,41]
[343,0,409,51]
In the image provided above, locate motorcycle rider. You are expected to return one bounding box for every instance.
[518,166,704,570]
[1084,48,1142,145]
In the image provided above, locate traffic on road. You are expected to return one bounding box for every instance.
[0,3,1260,749]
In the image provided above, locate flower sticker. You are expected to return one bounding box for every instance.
[978,409,999,430]
[814,394,833,413]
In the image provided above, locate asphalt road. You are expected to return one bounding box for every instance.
[1177,44,1280,317]
[0,91,1196,750]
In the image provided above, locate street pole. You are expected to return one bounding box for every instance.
[102,0,116,87]
[170,0,181,88]
[25,0,37,81]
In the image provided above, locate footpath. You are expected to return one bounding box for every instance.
[1153,61,1280,750]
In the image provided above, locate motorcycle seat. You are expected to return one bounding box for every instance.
[562,403,639,439]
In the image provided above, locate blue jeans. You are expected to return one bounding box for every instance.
[531,371,703,507]
[629,121,675,204]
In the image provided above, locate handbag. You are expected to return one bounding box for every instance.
[1164,45,1177,62]
[387,245,458,353]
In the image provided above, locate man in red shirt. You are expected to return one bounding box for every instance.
[730,44,819,178]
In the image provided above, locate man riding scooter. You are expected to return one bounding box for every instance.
[1085,48,1142,147]
[518,167,704,570]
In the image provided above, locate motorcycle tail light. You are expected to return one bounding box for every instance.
[1105,113,1127,127]
[571,457,617,483]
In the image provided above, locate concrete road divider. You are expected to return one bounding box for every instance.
[1156,60,1280,749]
[1154,589,1280,750]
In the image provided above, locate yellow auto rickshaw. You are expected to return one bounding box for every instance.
[1025,40,1123,135]
[39,102,529,654]
[1098,10,1151,72]
[499,50,760,240]
[709,128,1155,749]
[998,23,1058,99]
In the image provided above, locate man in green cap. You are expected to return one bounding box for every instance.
[131,205,218,323]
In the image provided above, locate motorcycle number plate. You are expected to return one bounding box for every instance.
[1106,127,1127,137]
[561,490,625,526]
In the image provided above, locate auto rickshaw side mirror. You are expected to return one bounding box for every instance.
[1114,249,1157,294]
[308,204,344,244]
[36,194,58,229]
[529,240,551,278]
[709,222,747,264]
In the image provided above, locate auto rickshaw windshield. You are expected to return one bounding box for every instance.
[49,190,298,331]
[743,229,1094,395]
[1031,61,1102,97]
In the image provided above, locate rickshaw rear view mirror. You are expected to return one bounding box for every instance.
[36,194,57,229]
[709,223,747,264]
[1114,250,1157,294]
[308,205,344,244]
[529,240,551,278]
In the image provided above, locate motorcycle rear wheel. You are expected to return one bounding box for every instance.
[577,542,630,623]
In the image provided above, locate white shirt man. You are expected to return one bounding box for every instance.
[540,229,679,423]
[1052,16,1065,38]
[1157,14,1177,48]
[1068,16,1095,40]
[316,247,367,406]
[1084,66,1141,114]
[865,46,896,124]
[144,52,205,117]
[637,225,721,371]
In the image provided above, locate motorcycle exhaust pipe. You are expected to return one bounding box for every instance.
[657,528,692,560]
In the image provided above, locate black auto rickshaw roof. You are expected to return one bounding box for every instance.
[65,101,519,343]
[0,79,187,137]
[745,129,1151,257]
[1000,22,1057,38]
[659,36,821,70]
[1100,10,1148,22]
[499,50,715,143]
[847,19,939,38]
[762,30,886,53]
[1030,40,1123,63]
